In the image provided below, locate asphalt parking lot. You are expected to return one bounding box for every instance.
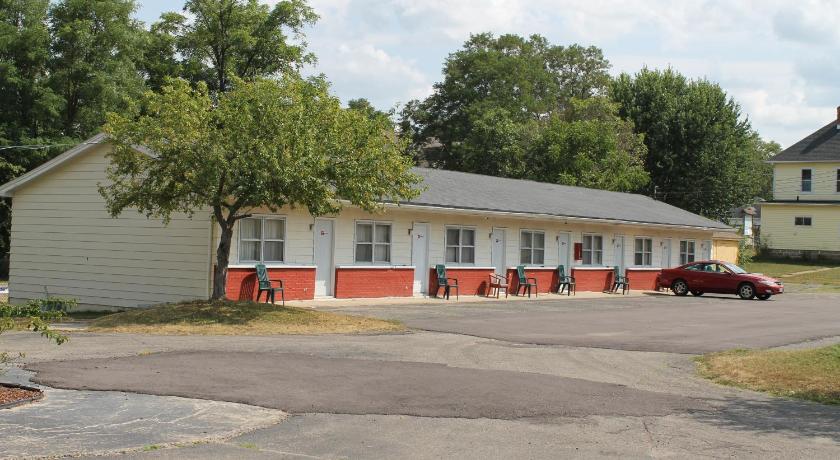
[4,292,840,459]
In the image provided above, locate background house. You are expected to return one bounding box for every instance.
[0,137,733,309]
[762,107,840,260]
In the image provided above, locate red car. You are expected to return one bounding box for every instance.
[659,260,784,300]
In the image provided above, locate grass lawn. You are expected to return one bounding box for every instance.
[743,259,840,278]
[697,345,840,405]
[87,300,405,335]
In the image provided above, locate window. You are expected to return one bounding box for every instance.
[801,169,812,192]
[634,237,653,266]
[355,221,391,263]
[679,240,695,265]
[794,216,812,226]
[836,169,840,193]
[445,227,476,264]
[520,230,545,265]
[582,234,603,265]
[239,217,285,263]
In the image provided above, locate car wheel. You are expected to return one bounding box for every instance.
[672,279,689,296]
[738,283,756,300]
[690,290,704,296]
[756,293,771,300]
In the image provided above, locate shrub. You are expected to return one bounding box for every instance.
[737,238,755,266]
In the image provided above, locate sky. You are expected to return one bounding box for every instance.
[135,0,840,148]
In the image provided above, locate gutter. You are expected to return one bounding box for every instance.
[382,201,733,233]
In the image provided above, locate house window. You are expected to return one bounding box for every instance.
[582,234,603,265]
[520,230,545,265]
[634,237,653,266]
[794,216,812,226]
[679,240,695,265]
[239,217,285,263]
[836,169,840,193]
[801,169,812,192]
[355,221,391,263]
[445,226,476,264]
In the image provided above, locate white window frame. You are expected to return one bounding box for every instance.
[679,239,696,265]
[794,216,813,227]
[445,226,476,265]
[238,216,286,263]
[634,237,653,267]
[354,220,392,264]
[519,229,546,265]
[801,168,813,193]
[581,233,603,266]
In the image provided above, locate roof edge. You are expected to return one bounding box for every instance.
[390,201,733,232]
[0,133,109,197]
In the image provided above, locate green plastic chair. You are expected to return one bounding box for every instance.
[611,265,629,295]
[434,264,459,300]
[516,265,538,297]
[555,265,575,296]
[255,264,285,306]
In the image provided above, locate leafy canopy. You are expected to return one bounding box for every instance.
[611,67,776,219]
[401,33,647,192]
[144,0,318,92]
[102,76,420,223]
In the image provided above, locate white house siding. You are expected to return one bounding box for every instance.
[219,204,713,273]
[8,143,212,309]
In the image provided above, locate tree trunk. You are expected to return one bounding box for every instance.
[211,222,234,300]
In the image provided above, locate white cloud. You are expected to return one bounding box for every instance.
[260,1,840,145]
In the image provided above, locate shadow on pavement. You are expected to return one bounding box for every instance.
[693,396,840,442]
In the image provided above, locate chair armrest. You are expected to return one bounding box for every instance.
[270,279,284,288]
[527,277,538,283]
[447,277,459,284]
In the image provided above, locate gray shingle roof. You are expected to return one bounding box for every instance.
[769,120,840,162]
[403,168,731,230]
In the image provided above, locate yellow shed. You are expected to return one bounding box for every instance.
[712,232,741,264]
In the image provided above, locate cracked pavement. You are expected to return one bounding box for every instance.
[2,292,840,459]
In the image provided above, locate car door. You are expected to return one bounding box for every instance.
[682,263,707,291]
[715,263,742,293]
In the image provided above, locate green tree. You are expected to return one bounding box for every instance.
[146,0,317,93]
[0,0,65,257]
[611,67,771,220]
[402,33,611,171]
[0,0,60,141]
[100,77,421,299]
[526,97,649,191]
[347,98,392,124]
[48,0,146,138]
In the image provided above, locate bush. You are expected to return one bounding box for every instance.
[1,298,72,369]
[737,238,755,266]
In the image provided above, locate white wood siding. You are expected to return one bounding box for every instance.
[8,143,212,309]
[220,205,713,271]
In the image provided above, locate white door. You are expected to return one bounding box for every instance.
[314,219,334,296]
[557,232,571,269]
[662,238,672,268]
[701,239,712,260]
[491,228,506,275]
[614,235,625,271]
[411,223,429,295]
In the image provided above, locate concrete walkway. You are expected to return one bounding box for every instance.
[0,367,284,459]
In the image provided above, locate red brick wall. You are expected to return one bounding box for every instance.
[226,267,315,301]
[626,269,661,291]
[571,268,613,292]
[507,268,557,295]
[429,268,495,296]
[335,268,414,298]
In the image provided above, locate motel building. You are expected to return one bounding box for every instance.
[0,135,733,309]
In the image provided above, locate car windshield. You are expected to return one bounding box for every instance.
[722,262,747,274]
